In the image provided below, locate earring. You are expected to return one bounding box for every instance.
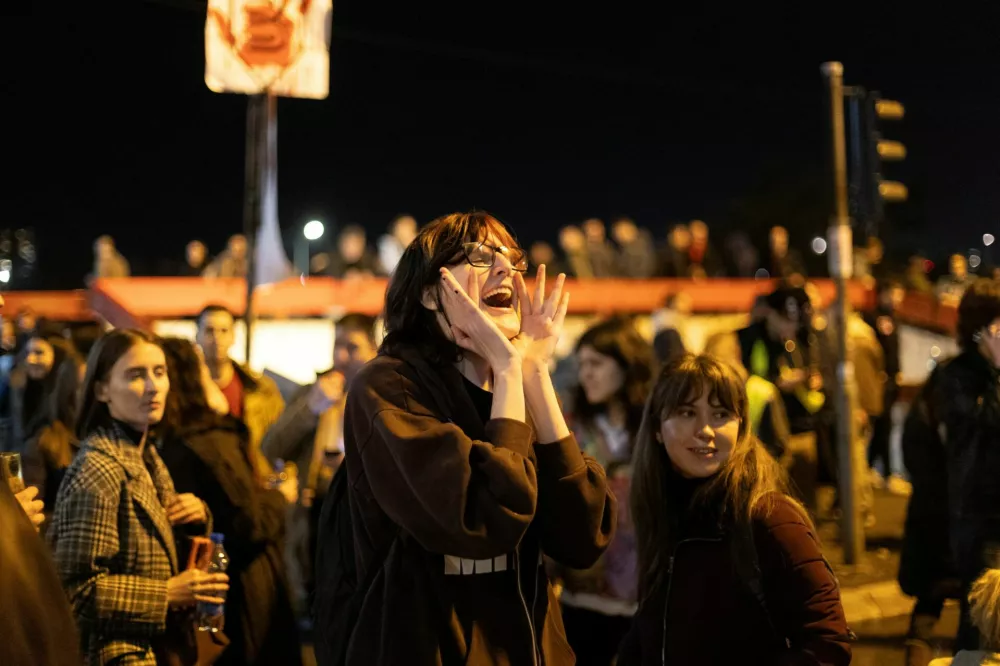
[972,330,983,343]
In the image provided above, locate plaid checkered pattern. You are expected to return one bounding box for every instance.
[48,424,181,666]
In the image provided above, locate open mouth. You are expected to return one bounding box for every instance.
[688,447,717,458]
[482,286,514,309]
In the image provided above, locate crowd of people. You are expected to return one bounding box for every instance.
[88,215,1000,304]
[0,210,998,666]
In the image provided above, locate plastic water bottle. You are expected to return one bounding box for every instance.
[197,533,229,633]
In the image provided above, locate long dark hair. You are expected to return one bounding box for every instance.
[380,211,521,366]
[631,354,802,602]
[571,316,655,438]
[76,329,162,440]
[158,337,220,441]
[22,335,80,440]
[31,355,85,436]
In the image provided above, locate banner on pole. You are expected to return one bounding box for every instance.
[205,0,333,100]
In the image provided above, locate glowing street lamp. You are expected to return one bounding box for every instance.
[304,220,325,241]
[297,219,326,276]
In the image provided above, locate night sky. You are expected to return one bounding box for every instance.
[16,2,1000,288]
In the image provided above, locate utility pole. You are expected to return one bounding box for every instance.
[242,94,268,363]
[821,62,865,566]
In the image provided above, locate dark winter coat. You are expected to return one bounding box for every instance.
[341,345,617,665]
[617,496,852,666]
[159,417,302,666]
[931,350,1000,581]
[898,362,957,599]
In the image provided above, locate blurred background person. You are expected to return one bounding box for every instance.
[704,329,791,461]
[378,214,418,276]
[558,224,593,278]
[657,223,691,278]
[767,225,806,281]
[737,285,823,511]
[21,353,85,531]
[864,279,909,492]
[324,224,383,278]
[652,328,686,368]
[0,333,77,454]
[158,337,302,666]
[196,305,285,476]
[906,255,936,295]
[204,234,249,278]
[724,231,760,278]
[0,315,18,378]
[179,240,209,277]
[898,361,961,666]
[583,217,618,278]
[91,235,131,280]
[529,240,568,276]
[651,291,693,352]
[556,317,655,666]
[930,278,1000,652]
[686,219,725,278]
[611,216,656,278]
[937,253,976,306]
[261,313,378,623]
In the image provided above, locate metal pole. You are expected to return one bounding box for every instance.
[242,94,266,363]
[821,61,864,566]
[294,233,305,277]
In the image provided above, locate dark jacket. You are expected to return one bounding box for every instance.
[931,350,1000,580]
[159,418,301,666]
[22,419,77,531]
[617,496,852,666]
[342,346,617,665]
[898,362,956,598]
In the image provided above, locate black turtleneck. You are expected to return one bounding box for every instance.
[113,419,146,447]
[664,462,719,539]
[664,462,710,508]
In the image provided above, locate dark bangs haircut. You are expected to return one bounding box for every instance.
[631,354,799,602]
[380,211,520,366]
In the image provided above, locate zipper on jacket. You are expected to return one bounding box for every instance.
[515,546,539,666]
[660,537,723,666]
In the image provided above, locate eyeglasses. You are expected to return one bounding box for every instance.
[460,242,529,273]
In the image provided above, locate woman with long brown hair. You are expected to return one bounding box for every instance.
[157,337,301,666]
[22,353,86,528]
[618,354,851,665]
[556,317,655,666]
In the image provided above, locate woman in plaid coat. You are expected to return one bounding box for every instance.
[48,330,228,666]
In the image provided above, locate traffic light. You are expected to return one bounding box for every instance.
[846,88,907,239]
[868,93,907,204]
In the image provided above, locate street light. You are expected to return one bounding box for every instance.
[304,220,325,241]
[296,220,326,276]
[985,233,996,247]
